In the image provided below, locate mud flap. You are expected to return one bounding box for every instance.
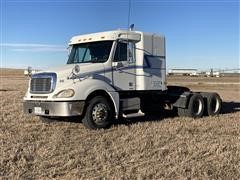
[172,92,192,108]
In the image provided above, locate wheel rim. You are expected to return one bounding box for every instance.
[92,103,108,124]
[193,98,203,115]
[211,97,220,113]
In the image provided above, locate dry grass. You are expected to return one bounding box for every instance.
[0,68,24,77]
[1,70,240,179]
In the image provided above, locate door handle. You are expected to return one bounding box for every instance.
[113,62,125,71]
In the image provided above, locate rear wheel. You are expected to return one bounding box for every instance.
[82,96,114,129]
[177,108,186,117]
[178,93,204,118]
[201,92,222,116]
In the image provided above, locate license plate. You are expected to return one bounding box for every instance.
[34,107,42,114]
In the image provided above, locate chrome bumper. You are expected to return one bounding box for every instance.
[23,100,85,117]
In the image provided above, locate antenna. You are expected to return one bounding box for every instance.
[127,0,131,30]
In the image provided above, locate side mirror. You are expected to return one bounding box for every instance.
[69,64,81,79]
[24,66,33,77]
[72,64,80,75]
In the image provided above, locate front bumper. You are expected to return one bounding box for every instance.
[23,100,85,117]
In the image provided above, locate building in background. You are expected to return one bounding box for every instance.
[168,69,198,76]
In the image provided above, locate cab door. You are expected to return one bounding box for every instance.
[112,41,136,90]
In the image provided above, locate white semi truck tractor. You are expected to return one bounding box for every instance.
[23,30,222,129]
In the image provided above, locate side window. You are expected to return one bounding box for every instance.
[128,42,135,63]
[114,42,127,62]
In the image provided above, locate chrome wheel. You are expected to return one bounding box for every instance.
[201,92,222,116]
[92,103,108,124]
[211,97,220,114]
[82,96,114,129]
[193,98,203,115]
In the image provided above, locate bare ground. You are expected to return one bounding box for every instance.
[0,72,240,179]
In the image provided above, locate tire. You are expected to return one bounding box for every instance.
[82,96,114,129]
[177,107,186,117]
[178,93,204,118]
[201,92,222,116]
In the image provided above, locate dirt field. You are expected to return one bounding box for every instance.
[1,69,240,179]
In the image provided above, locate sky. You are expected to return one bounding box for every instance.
[1,0,239,71]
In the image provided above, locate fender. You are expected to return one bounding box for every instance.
[74,79,120,118]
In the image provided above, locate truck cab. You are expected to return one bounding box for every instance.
[24,30,167,128]
[23,30,221,129]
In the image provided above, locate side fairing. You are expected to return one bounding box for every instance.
[135,33,166,91]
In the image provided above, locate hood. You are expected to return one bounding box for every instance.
[37,63,105,80]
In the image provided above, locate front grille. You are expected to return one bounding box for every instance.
[30,73,57,93]
[31,78,51,92]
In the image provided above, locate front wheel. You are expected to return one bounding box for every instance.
[82,96,114,129]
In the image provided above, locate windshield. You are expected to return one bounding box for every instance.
[67,41,113,64]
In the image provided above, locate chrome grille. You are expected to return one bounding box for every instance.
[30,73,57,93]
[31,78,51,92]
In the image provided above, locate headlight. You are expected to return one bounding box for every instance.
[53,89,75,98]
